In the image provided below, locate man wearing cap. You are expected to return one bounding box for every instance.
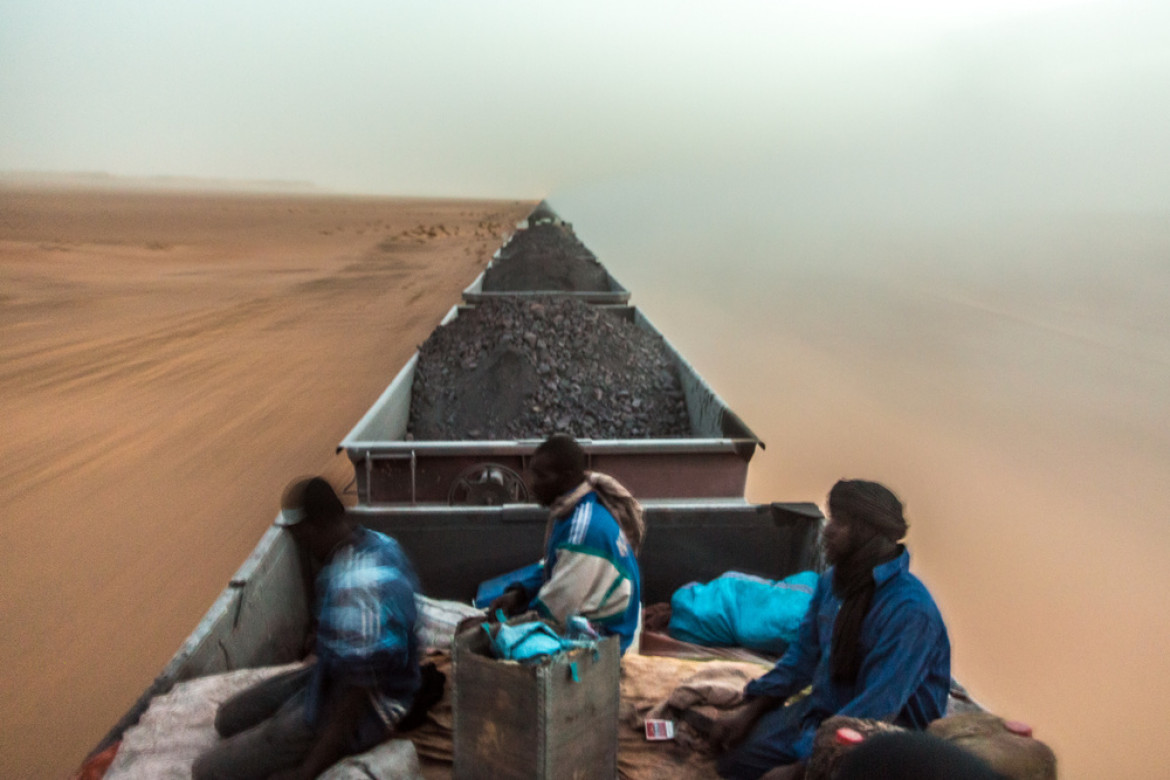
[712,479,951,780]
[193,477,421,780]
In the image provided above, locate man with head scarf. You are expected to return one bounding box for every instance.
[711,479,951,780]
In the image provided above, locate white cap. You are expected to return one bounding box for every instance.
[276,506,307,527]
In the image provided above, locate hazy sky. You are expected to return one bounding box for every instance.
[2,0,1168,206]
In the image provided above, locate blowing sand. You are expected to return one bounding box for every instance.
[0,184,532,777]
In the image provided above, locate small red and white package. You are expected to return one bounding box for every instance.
[644,719,676,741]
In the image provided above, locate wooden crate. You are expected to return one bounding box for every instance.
[452,621,620,780]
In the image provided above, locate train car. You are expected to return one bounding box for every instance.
[339,302,762,506]
[87,501,822,761]
[461,201,632,306]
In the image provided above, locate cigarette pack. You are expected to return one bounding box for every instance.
[644,719,676,741]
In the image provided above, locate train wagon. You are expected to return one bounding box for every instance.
[339,302,762,506]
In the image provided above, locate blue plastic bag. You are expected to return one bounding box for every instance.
[668,570,819,654]
[490,621,570,661]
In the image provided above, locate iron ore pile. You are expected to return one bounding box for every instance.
[408,297,692,440]
[481,222,610,292]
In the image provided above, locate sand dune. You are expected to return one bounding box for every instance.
[0,185,532,777]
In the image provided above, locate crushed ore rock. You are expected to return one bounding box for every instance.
[481,222,611,292]
[409,298,692,440]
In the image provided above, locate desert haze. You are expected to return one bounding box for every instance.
[4,181,1170,780]
[0,182,532,777]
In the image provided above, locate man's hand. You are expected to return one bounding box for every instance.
[710,696,781,752]
[488,586,528,617]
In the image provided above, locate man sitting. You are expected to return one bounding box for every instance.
[193,477,421,780]
[713,479,951,780]
[491,434,643,653]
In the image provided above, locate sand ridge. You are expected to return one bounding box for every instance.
[0,185,533,777]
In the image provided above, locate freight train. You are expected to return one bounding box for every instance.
[87,202,874,773]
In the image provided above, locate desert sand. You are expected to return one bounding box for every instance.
[0,183,532,777]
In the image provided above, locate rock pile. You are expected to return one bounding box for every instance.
[481,223,611,292]
[409,298,692,440]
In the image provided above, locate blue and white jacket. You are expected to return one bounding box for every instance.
[516,491,642,653]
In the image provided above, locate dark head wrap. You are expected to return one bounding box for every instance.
[827,479,908,684]
[829,479,908,543]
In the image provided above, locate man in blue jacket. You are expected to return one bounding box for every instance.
[713,479,951,780]
[490,434,643,653]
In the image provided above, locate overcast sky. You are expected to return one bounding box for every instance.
[2,0,1168,206]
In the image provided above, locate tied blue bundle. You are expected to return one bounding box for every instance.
[482,613,600,665]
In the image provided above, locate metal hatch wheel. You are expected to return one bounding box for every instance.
[448,463,530,505]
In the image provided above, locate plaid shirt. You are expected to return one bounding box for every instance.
[308,528,421,730]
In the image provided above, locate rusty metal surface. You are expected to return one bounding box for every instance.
[354,449,751,504]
